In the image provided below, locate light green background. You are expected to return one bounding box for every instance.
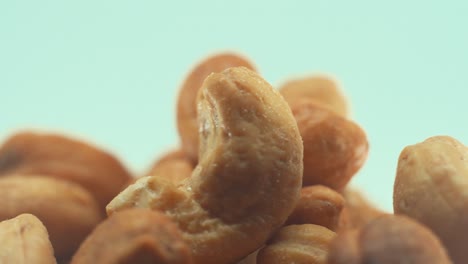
[1,1,467,211]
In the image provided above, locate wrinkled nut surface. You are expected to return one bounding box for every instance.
[176,53,256,162]
[290,100,368,189]
[257,224,336,264]
[328,215,452,264]
[145,149,194,183]
[0,214,57,264]
[71,208,192,264]
[394,136,468,264]
[108,67,303,264]
[0,176,102,262]
[286,185,344,231]
[279,75,349,117]
[0,131,132,210]
[338,188,385,230]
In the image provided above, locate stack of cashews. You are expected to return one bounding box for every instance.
[1,52,466,264]
[106,66,304,264]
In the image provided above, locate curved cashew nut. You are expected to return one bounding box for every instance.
[177,53,256,162]
[107,67,303,264]
[71,208,192,264]
[0,214,57,264]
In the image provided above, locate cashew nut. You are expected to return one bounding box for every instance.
[107,67,303,264]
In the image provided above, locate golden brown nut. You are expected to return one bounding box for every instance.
[257,224,336,264]
[0,176,103,262]
[279,75,348,117]
[71,208,192,264]
[394,136,468,263]
[338,188,385,230]
[328,215,452,264]
[290,100,368,189]
[108,67,303,264]
[0,131,132,210]
[286,185,344,231]
[145,149,194,183]
[177,53,256,162]
[0,214,57,264]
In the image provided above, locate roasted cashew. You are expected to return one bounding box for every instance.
[107,67,303,264]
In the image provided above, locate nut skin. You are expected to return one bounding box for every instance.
[0,131,132,211]
[108,67,303,264]
[328,215,452,264]
[394,136,468,263]
[0,214,57,264]
[257,224,336,264]
[279,75,349,117]
[145,149,194,183]
[177,53,256,163]
[338,188,385,230]
[290,100,368,190]
[286,185,344,231]
[71,208,192,264]
[0,176,103,262]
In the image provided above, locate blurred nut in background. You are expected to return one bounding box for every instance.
[0,131,133,211]
[0,176,102,262]
[286,185,344,231]
[338,188,386,230]
[279,75,349,117]
[289,100,368,189]
[0,214,57,264]
[328,215,452,264]
[394,136,468,264]
[145,149,194,183]
[71,208,192,264]
[257,224,336,264]
[176,53,257,162]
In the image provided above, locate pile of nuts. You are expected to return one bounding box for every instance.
[0,52,465,264]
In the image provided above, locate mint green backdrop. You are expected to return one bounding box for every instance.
[1,1,467,211]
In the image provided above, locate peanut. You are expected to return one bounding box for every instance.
[107,67,303,264]
[394,136,468,263]
[0,214,57,264]
[176,53,256,162]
